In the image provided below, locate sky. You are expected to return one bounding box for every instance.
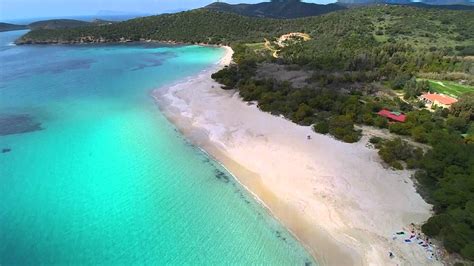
[0,0,336,21]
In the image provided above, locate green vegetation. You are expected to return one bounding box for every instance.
[0,19,116,33]
[204,1,346,19]
[369,96,474,258]
[417,138,474,259]
[423,79,474,98]
[28,19,93,30]
[328,115,361,143]
[16,5,474,58]
[244,42,266,50]
[213,70,372,142]
[451,92,474,127]
[17,10,299,44]
[402,78,430,99]
[368,100,473,258]
[375,138,423,170]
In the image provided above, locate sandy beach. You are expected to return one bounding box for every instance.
[153,46,440,265]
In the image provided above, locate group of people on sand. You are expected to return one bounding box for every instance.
[391,223,442,261]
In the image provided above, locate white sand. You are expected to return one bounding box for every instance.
[153,46,440,265]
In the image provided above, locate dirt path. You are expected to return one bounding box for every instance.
[264,38,279,58]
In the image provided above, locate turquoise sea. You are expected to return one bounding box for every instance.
[0,30,315,265]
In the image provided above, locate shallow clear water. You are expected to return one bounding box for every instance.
[0,30,315,264]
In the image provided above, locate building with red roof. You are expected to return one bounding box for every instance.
[420,93,458,109]
[377,109,406,123]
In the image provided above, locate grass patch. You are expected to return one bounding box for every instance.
[421,79,474,98]
[245,42,265,50]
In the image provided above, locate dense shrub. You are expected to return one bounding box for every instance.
[416,139,474,256]
[328,115,361,143]
[313,121,329,134]
[377,138,423,169]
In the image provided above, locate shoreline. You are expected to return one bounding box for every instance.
[153,46,439,265]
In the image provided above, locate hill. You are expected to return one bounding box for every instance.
[28,19,92,30]
[15,10,299,44]
[27,19,114,30]
[423,0,473,5]
[337,0,473,5]
[203,1,346,19]
[0,19,117,33]
[0,22,28,32]
[405,2,474,10]
[15,5,474,55]
[339,1,474,10]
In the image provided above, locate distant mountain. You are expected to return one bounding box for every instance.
[422,0,473,4]
[0,22,28,32]
[337,0,474,10]
[405,2,474,9]
[337,0,407,4]
[337,0,473,5]
[203,0,346,19]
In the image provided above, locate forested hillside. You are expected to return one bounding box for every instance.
[16,6,473,57]
[16,10,296,44]
[203,1,346,19]
[28,19,92,30]
[280,6,474,68]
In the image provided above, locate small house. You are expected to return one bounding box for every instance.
[420,93,457,109]
[377,109,406,123]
